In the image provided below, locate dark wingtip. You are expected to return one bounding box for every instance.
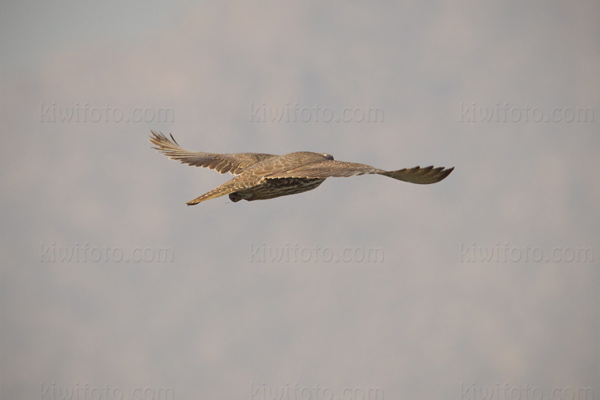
[149,130,159,142]
[437,166,454,181]
[149,131,180,151]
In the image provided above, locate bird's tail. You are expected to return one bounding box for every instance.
[186,176,258,205]
[186,182,239,205]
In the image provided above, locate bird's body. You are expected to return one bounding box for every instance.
[149,131,454,205]
[228,177,325,202]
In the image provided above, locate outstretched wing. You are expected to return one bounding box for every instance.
[265,160,454,184]
[379,165,454,184]
[149,131,275,175]
[265,160,382,178]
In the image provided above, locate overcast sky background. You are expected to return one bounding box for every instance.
[1,1,599,399]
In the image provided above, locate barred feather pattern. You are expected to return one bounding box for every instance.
[149,131,454,205]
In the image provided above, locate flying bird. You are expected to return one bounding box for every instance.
[149,131,454,205]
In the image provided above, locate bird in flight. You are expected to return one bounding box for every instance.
[149,131,454,205]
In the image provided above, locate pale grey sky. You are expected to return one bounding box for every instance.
[1,1,599,399]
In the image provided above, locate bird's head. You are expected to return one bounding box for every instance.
[322,153,334,160]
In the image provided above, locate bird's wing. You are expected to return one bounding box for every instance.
[378,165,454,184]
[266,160,454,184]
[265,160,382,178]
[149,131,275,175]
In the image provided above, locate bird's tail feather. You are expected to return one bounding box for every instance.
[186,184,238,206]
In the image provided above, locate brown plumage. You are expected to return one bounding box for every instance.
[149,131,454,205]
